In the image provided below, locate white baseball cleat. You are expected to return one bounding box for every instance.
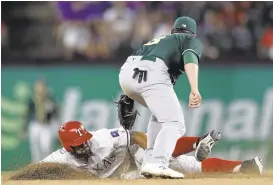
[240,156,264,175]
[195,129,221,162]
[140,163,184,179]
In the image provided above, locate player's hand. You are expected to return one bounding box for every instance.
[188,90,202,108]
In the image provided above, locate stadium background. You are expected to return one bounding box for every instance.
[1,1,273,172]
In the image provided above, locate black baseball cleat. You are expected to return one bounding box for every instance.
[195,129,221,162]
[240,156,264,175]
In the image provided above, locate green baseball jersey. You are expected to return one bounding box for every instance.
[135,34,203,73]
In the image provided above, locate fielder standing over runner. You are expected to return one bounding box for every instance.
[119,16,203,178]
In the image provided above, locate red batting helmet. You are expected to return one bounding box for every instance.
[58,121,92,152]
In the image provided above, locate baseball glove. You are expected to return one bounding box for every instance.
[115,94,139,130]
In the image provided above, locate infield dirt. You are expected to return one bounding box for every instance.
[2,171,273,185]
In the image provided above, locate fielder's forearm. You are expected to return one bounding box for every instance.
[183,51,199,91]
[185,63,199,91]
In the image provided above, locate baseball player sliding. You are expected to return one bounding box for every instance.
[119,16,204,178]
[40,121,263,179]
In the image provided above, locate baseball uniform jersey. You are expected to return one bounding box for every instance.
[135,34,203,80]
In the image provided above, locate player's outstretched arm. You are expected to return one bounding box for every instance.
[184,51,202,108]
[130,131,147,149]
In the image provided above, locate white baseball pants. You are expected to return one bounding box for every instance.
[119,56,186,168]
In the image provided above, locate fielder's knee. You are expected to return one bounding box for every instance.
[161,121,186,136]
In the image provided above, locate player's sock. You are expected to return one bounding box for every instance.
[172,136,199,157]
[201,158,242,173]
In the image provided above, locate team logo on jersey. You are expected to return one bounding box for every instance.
[110,130,119,138]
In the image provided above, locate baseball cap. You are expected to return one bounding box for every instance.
[172,16,197,35]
